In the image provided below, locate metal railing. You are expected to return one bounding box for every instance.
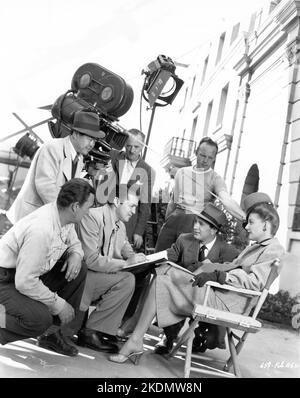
[163,137,196,159]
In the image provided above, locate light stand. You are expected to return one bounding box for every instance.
[141,55,184,161]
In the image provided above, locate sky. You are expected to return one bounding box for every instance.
[0,0,268,187]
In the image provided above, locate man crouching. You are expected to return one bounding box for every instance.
[0,178,95,356]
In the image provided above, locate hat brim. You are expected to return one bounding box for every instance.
[195,213,220,230]
[73,127,105,140]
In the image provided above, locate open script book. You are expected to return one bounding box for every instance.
[123,250,195,276]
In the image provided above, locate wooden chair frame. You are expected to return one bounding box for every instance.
[168,259,280,378]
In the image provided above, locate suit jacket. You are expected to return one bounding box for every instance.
[7,136,84,224]
[77,204,135,273]
[167,233,239,271]
[96,149,155,240]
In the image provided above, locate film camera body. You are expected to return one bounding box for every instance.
[49,63,134,169]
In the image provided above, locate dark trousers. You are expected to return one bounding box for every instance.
[155,211,196,252]
[0,255,86,345]
[163,321,185,343]
[123,270,151,320]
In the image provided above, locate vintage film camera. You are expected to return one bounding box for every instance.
[48,63,134,168]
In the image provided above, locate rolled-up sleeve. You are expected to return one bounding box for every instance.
[66,225,84,259]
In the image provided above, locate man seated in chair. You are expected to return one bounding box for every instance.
[108,192,285,365]
[72,193,147,353]
[154,203,240,355]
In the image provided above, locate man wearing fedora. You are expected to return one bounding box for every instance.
[154,203,240,355]
[7,110,104,224]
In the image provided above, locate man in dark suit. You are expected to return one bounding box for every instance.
[154,203,240,355]
[96,128,155,318]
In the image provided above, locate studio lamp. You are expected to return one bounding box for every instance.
[13,133,40,159]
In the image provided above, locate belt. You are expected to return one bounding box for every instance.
[0,267,16,283]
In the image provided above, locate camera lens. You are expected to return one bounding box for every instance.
[78,73,91,89]
[101,86,113,101]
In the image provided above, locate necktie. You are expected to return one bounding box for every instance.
[71,155,79,178]
[198,245,207,261]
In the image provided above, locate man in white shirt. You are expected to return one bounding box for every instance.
[155,137,245,252]
[0,179,95,356]
[7,110,104,224]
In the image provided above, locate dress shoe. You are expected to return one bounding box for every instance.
[77,328,118,353]
[37,330,78,357]
[154,335,174,355]
[192,324,221,353]
[97,331,118,343]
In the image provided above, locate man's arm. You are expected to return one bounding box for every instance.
[166,236,184,263]
[218,191,246,221]
[34,144,63,204]
[62,225,84,281]
[78,211,127,272]
[15,227,66,315]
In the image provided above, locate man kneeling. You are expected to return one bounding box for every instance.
[0,179,95,356]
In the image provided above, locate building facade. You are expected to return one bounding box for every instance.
[161,0,300,296]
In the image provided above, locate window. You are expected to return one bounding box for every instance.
[248,12,257,33]
[180,87,188,112]
[190,75,196,98]
[292,179,300,232]
[215,32,226,65]
[230,23,240,44]
[216,83,229,126]
[201,56,209,85]
[203,101,213,136]
[190,116,198,142]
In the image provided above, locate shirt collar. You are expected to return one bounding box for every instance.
[68,136,82,161]
[201,236,216,252]
[192,166,212,173]
[125,157,139,168]
[106,204,121,232]
[250,237,276,247]
[258,237,275,246]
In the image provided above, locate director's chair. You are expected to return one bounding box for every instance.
[168,258,281,378]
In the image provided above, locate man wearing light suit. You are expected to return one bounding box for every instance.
[7,111,104,224]
[96,128,155,320]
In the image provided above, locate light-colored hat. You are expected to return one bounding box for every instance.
[72,110,105,140]
[243,192,273,216]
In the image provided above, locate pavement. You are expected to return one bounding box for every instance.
[0,321,299,379]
